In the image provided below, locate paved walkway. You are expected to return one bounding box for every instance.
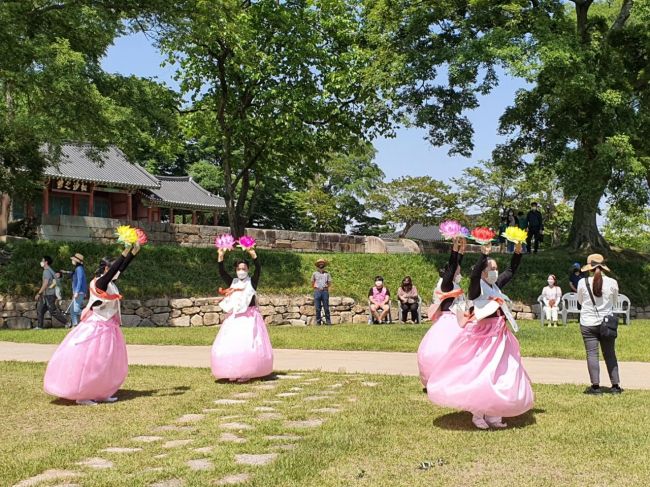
[2,341,650,389]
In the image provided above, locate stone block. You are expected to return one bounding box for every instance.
[151,313,170,326]
[204,312,220,326]
[522,305,533,313]
[4,302,15,311]
[182,306,201,315]
[276,239,292,249]
[341,297,355,306]
[135,307,153,318]
[6,317,31,329]
[190,314,204,326]
[329,297,342,306]
[289,319,307,326]
[144,298,169,308]
[15,302,36,311]
[275,306,287,314]
[288,306,300,313]
[170,298,194,309]
[299,305,316,316]
[200,305,221,313]
[257,296,271,306]
[518,312,535,320]
[139,319,156,327]
[352,305,366,314]
[194,297,220,306]
[122,300,142,310]
[23,310,38,319]
[292,240,317,250]
[121,308,135,315]
[352,314,368,324]
[259,306,274,317]
[339,312,354,323]
[270,296,290,306]
[170,309,182,318]
[153,307,171,313]
[170,315,190,327]
[122,315,142,327]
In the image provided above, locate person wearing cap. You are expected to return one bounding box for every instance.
[62,253,88,327]
[576,254,622,395]
[426,242,534,430]
[569,262,586,293]
[311,258,332,325]
[368,276,391,324]
[34,255,68,329]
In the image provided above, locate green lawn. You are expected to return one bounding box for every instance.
[3,239,650,306]
[2,320,650,361]
[2,361,649,486]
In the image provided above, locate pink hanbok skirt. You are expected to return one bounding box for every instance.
[211,306,273,381]
[43,312,128,401]
[417,311,463,386]
[426,315,534,417]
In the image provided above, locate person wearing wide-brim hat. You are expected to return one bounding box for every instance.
[312,258,332,325]
[64,253,88,328]
[576,254,622,395]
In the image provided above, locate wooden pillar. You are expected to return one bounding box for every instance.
[0,193,10,240]
[72,194,78,216]
[147,206,153,223]
[169,207,174,224]
[213,211,218,226]
[126,191,133,221]
[88,184,94,217]
[192,210,197,225]
[43,183,50,216]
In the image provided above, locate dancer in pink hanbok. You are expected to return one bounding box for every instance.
[427,242,534,429]
[417,236,467,389]
[44,243,140,405]
[211,247,273,381]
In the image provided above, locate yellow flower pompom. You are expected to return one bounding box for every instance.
[116,225,138,246]
[503,226,528,244]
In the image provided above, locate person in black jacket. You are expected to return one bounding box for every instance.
[526,202,544,254]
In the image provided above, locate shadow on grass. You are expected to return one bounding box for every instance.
[214,372,280,385]
[49,386,191,405]
[433,408,545,431]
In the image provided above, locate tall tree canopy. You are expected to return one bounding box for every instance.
[156,0,395,237]
[378,0,649,250]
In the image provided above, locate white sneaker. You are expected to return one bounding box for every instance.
[102,396,118,403]
[472,415,490,430]
[485,415,507,428]
[76,399,98,406]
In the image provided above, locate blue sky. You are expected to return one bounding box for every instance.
[102,33,529,184]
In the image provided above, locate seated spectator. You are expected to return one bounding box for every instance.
[542,274,562,327]
[369,276,390,324]
[397,276,420,323]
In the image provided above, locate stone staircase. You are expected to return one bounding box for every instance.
[381,238,419,254]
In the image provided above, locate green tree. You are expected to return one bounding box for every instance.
[187,161,225,196]
[157,0,394,237]
[368,176,461,238]
[604,206,650,253]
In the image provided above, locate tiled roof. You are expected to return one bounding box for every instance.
[143,176,226,211]
[381,223,444,242]
[42,144,160,189]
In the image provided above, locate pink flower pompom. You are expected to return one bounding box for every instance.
[215,234,236,251]
[135,228,148,245]
[237,235,256,250]
[439,220,462,240]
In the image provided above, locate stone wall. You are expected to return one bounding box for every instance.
[38,215,366,253]
[4,293,645,330]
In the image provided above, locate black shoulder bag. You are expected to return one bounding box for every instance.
[584,277,618,338]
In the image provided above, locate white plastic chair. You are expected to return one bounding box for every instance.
[561,292,580,325]
[613,294,631,325]
[368,300,393,324]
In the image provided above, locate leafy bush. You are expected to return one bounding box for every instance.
[1,240,648,306]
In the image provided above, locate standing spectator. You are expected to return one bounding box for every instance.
[63,253,87,328]
[311,258,332,325]
[576,254,622,394]
[517,211,528,253]
[505,209,518,252]
[541,274,562,327]
[34,256,68,329]
[526,202,544,254]
[497,217,507,253]
[369,276,391,324]
[397,276,420,323]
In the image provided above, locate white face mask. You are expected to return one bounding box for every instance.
[486,270,498,285]
[375,281,383,288]
[454,274,462,284]
[547,279,554,286]
[237,270,249,280]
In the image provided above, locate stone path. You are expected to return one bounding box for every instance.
[13,370,362,487]
[3,341,650,389]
